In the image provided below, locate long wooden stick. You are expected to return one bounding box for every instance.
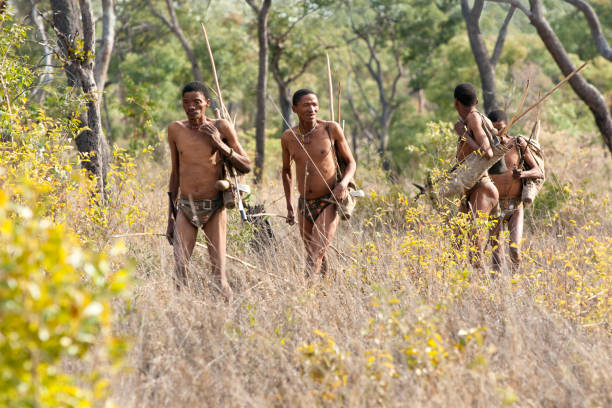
[201,22,229,121]
[337,81,342,124]
[504,78,530,137]
[326,52,334,122]
[500,62,588,137]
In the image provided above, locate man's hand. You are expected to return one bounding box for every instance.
[286,206,295,225]
[512,166,523,179]
[201,123,225,149]
[332,182,348,202]
[166,217,175,245]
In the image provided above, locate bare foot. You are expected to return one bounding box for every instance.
[221,281,233,304]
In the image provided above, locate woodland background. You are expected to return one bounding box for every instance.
[0,0,611,407]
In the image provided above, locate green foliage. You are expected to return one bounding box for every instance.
[0,185,129,407]
[0,16,134,407]
[0,12,33,136]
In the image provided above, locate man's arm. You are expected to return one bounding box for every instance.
[166,124,180,244]
[202,120,252,174]
[330,122,356,201]
[281,133,295,225]
[515,138,543,179]
[466,112,494,158]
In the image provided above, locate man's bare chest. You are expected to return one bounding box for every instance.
[290,133,333,164]
[176,131,219,160]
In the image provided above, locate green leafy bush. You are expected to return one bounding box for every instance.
[0,185,129,407]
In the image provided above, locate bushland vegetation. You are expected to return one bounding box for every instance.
[1,1,610,406]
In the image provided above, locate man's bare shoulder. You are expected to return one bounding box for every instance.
[214,118,234,139]
[325,121,344,137]
[465,110,482,126]
[281,127,298,144]
[167,120,188,140]
[213,118,230,130]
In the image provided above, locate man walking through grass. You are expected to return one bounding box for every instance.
[281,89,356,278]
[166,82,251,301]
[487,109,543,272]
[453,83,499,270]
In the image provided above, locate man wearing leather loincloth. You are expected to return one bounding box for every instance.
[166,82,251,301]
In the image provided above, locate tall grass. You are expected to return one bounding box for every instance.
[107,125,610,407]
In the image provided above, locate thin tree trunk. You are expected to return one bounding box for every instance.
[461,0,499,113]
[51,0,110,198]
[30,0,54,104]
[278,82,294,131]
[94,0,115,94]
[417,88,425,114]
[247,0,272,183]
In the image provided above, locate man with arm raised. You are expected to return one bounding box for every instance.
[166,82,251,301]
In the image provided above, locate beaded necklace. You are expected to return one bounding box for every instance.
[297,123,317,145]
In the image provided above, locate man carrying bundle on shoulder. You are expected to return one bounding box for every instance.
[166,81,252,302]
[452,83,501,270]
[487,109,543,273]
[281,89,356,279]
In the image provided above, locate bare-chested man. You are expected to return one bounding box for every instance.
[166,82,251,301]
[453,83,499,269]
[487,109,543,272]
[281,89,356,277]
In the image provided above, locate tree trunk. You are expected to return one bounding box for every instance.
[417,88,425,114]
[461,0,499,113]
[51,0,110,199]
[249,0,272,184]
[278,81,294,131]
[30,0,54,104]
[94,0,115,94]
[527,0,612,152]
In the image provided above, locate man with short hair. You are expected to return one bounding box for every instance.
[453,83,499,269]
[487,109,542,271]
[166,82,251,301]
[281,89,356,277]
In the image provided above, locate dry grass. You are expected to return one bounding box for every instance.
[108,130,611,407]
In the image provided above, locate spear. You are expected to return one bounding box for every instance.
[326,52,334,122]
[337,81,342,124]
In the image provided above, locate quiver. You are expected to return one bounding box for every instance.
[436,140,511,199]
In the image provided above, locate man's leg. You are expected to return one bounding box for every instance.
[309,205,339,277]
[173,210,198,289]
[297,210,315,278]
[202,208,233,302]
[507,206,524,270]
[468,182,499,269]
